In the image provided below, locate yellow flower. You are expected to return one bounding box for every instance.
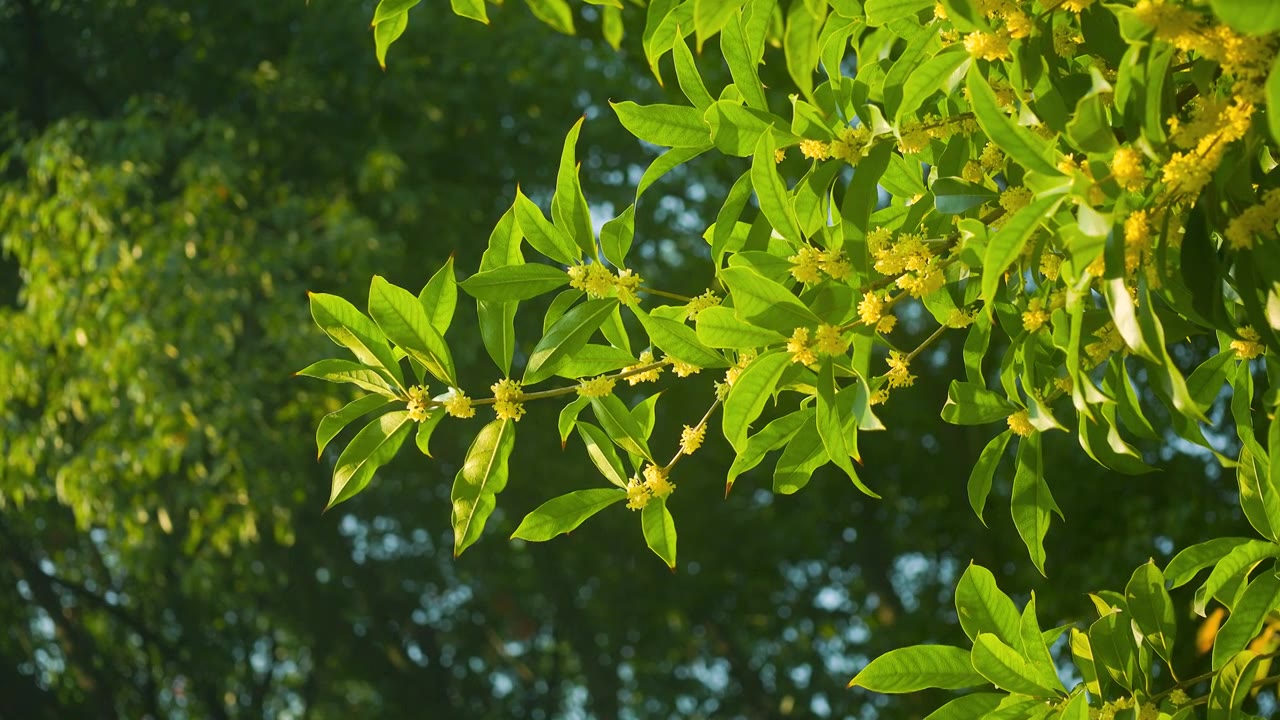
[491,378,525,422]
[774,147,786,163]
[789,244,825,284]
[1084,322,1126,365]
[886,350,916,389]
[870,387,890,405]
[962,160,985,184]
[443,388,476,419]
[1022,298,1049,333]
[1111,147,1145,192]
[577,375,616,398]
[569,262,617,299]
[625,350,664,385]
[815,323,849,356]
[1062,0,1094,11]
[1040,253,1062,281]
[979,143,1004,171]
[934,2,948,19]
[820,249,853,281]
[643,464,675,498]
[625,476,650,510]
[1053,375,1073,394]
[670,358,701,377]
[1233,326,1265,360]
[614,268,643,303]
[964,30,1011,61]
[897,124,933,154]
[1053,25,1082,56]
[866,226,894,253]
[407,399,430,423]
[680,424,706,455]
[1125,210,1152,275]
[945,308,975,328]
[830,126,872,164]
[685,290,721,320]
[877,315,897,334]
[788,327,817,366]
[1224,191,1280,250]
[858,291,884,326]
[799,139,830,161]
[999,186,1032,215]
[1007,410,1034,437]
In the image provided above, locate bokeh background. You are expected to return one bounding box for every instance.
[0,1,1253,718]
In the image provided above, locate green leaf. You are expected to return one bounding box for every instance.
[553,344,636,379]
[369,276,456,386]
[696,306,789,348]
[577,421,629,488]
[1212,571,1280,671]
[451,419,517,556]
[1057,693,1090,720]
[751,130,803,244]
[965,66,1061,177]
[783,0,822,101]
[591,395,653,461]
[726,408,812,492]
[328,411,414,510]
[514,187,579,265]
[981,194,1063,304]
[1194,540,1280,616]
[941,380,1017,425]
[1239,444,1280,543]
[864,0,932,25]
[373,0,422,24]
[317,395,397,458]
[558,394,591,447]
[970,633,1061,698]
[601,204,636,268]
[525,0,576,34]
[1089,612,1138,692]
[372,8,410,69]
[773,413,828,494]
[955,562,1021,647]
[932,177,998,215]
[309,291,405,388]
[720,12,768,111]
[524,299,618,384]
[552,117,595,257]
[1165,537,1257,588]
[1208,650,1261,720]
[849,645,985,693]
[1209,0,1280,35]
[968,430,1012,523]
[298,359,399,397]
[450,0,488,23]
[637,145,711,199]
[414,408,445,457]
[419,257,458,337]
[817,359,879,497]
[897,49,971,123]
[673,32,714,110]
[511,489,626,541]
[1125,560,1177,667]
[1018,593,1064,693]
[723,350,792,453]
[611,101,711,148]
[1011,433,1057,576]
[1268,53,1280,146]
[694,0,745,49]
[1070,628,1102,698]
[706,101,794,157]
[478,301,517,377]
[642,496,678,568]
[920,693,1004,720]
[631,305,728,368]
[720,266,820,333]
[461,264,569,303]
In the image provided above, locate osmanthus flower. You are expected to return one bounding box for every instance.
[788,244,824,284]
[406,385,431,423]
[490,378,525,422]
[625,350,663,385]
[1022,298,1049,333]
[815,324,849,356]
[799,139,830,161]
[643,464,675,499]
[999,186,1032,215]
[577,375,616,398]
[944,308,976,329]
[670,358,701,378]
[1110,147,1145,192]
[442,387,475,419]
[787,327,817,366]
[613,268,642,303]
[1085,322,1126,365]
[820,249,852,281]
[885,350,915,389]
[1232,327,1265,360]
[625,476,650,510]
[684,290,721,321]
[567,262,616,299]
[876,315,897,334]
[773,147,786,164]
[858,291,883,326]
[1225,189,1280,250]
[724,349,756,387]
[1006,410,1034,438]
[1039,253,1062,281]
[680,424,706,455]
[1124,210,1152,275]
[964,30,1011,61]
[829,126,872,164]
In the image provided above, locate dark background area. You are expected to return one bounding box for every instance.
[0,1,1252,718]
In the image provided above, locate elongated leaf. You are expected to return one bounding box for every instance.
[818,359,878,497]
[558,394,591,447]
[461,264,569,302]
[941,380,1017,425]
[514,188,579,265]
[317,394,396,457]
[591,395,653,461]
[309,292,404,387]
[1212,570,1280,670]
[419,257,458,336]
[642,496,678,568]
[601,204,636,268]
[525,299,618,384]
[673,32,714,110]
[577,421,629,488]
[897,49,970,123]
[981,195,1063,304]
[726,408,812,492]
[968,430,1012,523]
[373,10,409,69]
[1011,433,1057,576]
[720,11,768,111]
[553,344,636,378]
[298,359,399,397]
[751,130,803,244]
[373,0,422,24]
[970,633,1060,697]
[773,414,828,494]
[1070,629,1102,698]
[965,66,1061,177]
[720,266,820,333]
[849,645,985,692]
[1208,650,1261,720]
[1194,540,1280,616]
[1089,612,1138,692]
[955,563,1021,647]
[783,0,822,100]
[864,0,932,25]
[696,306,788,348]
[450,0,488,23]
[1269,52,1280,145]
[414,408,446,457]
[552,117,595,257]
[723,350,792,452]
[637,146,710,199]
[1018,594,1064,693]
[451,419,517,556]
[920,693,1004,720]
[1125,561,1176,666]
[611,101,711,148]
[933,177,998,215]
[631,305,728,368]
[1166,537,1257,588]
[328,411,414,510]
[706,101,795,157]
[525,0,575,34]
[369,276,456,385]
[511,489,626,541]
[695,0,745,50]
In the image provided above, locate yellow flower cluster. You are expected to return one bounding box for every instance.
[999,187,1032,215]
[945,308,976,328]
[815,324,849,356]
[577,374,616,398]
[799,139,830,160]
[1062,0,1095,11]
[1022,298,1050,333]
[898,114,978,155]
[685,289,721,320]
[725,349,756,386]
[568,262,646,301]
[1085,322,1126,365]
[671,358,701,377]
[1053,25,1083,56]
[1225,189,1280,250]
[644,464,675,498]
[788,327,817,365]
[680,424,706,455]
[1039,253,1062,281]
[1092,696,1157,720]
[1134,0,1273,93]
[491,378,525,421]
[871,232,945,298]
[790,244,853,284]
[964,30,1011,61]
[774,148,786,164]
[1110,147,1145,192]
[1053,375,1073,394]
[1007,410,1034,437]
[625,476,650,510]
[877,315,897,333]
[1232,326,1265,360]
[443,387,475,418]
[886,350,916,388]
[625,350,664,385]
[858,291,884,326]
[830,126,873,164]
[406,385,431,423]
[1162,99,1254,200]
[1124,210,1152,276]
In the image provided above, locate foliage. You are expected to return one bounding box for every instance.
[301,0,1280,715]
